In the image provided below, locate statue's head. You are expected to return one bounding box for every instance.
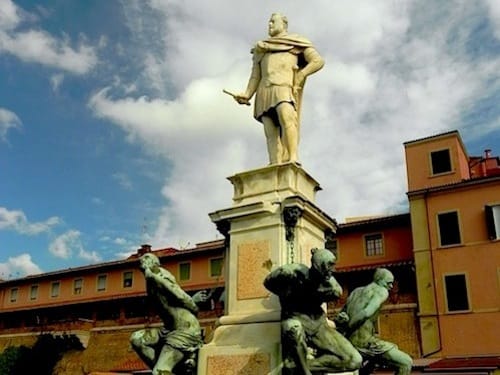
[268,13,288,37]
[310,248,336,281]
[140,252,160,271]
[374,268,394,290]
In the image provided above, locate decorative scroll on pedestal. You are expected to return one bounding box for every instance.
[283,206,303,263]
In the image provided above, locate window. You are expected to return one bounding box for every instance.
[210,258,223,277]
[431,149,452,175]
[444,274,470,312]
[437,211,461,246]
[97,274,107,291]
[73,278,83,295]
[51,281,60,298]
[10,288,18,302]
[326,238,339,258]
[123,271,133,288]
[30,285,38,300]
[485,205,500,240]
[365,233,384,256]
[179,262,191,281]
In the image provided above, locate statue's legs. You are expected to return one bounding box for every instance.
[281,319,312,375]
[130,328,161,369]
[380,347,413,375]
[276,102,298,163]
[262,115,283,164]
[153,344,184,375]
[309,327,362,372]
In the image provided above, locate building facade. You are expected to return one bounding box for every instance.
[405,130,500,358]
[1,129,499,373]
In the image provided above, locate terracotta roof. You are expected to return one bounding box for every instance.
[426,356,500,371]
[336,259,414,273]
[0,240,224,285]
[337,213,410,231]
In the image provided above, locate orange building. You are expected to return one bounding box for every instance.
[404,130,500,358]
[331,213,420,358]
[0,241,225,373]
[1,129,499,373]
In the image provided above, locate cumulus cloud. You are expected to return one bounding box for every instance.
[0,253,42,278]
[90,0,500,247]
[49,230,101,262]
[0,107,21,141]
[0,0,98,74]
[0,206,60,235]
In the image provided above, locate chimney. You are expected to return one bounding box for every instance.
[137,244,152,256]
[484,149,492,159]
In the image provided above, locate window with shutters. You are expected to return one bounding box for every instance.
[364,233,384,256]
[179,262,191,281]
[485,205,500,240]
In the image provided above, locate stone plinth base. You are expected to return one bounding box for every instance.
[197,321,282,375]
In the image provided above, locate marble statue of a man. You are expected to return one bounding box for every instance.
[232,13,324,165]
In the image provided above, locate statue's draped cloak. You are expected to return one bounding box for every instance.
[251,34,313,122]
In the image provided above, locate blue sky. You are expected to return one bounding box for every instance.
[0,0,499,278]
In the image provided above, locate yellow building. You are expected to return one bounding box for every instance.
[404,130,500,358]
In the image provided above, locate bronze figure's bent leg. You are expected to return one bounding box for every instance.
[381,347,413,375]
[130,328,162,369]
[153,344,184,375]
[309,327,362,372]
[281,318,312,375]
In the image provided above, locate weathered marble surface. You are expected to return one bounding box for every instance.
[230,13,324,165]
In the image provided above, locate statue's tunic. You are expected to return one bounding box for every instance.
[250,34,316,121]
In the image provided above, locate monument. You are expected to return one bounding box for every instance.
[198,13,342,375]
[135,13,411,375]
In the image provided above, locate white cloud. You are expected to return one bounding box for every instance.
[78,248,101,263]
[0,0,21,31]
[0,206,60,235]
[49,230,80,258]
[89,1,499,247]
[0,0,98,74]
[50,73,64,92]
[49,230,102,262]
[0,253,42,278]
[113,237,127,245]
[485,0,500,39]
[0,107,21,141]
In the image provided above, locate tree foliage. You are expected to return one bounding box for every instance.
[0,333,84,375]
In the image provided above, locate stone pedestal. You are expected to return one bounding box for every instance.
[198,163,337,375]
